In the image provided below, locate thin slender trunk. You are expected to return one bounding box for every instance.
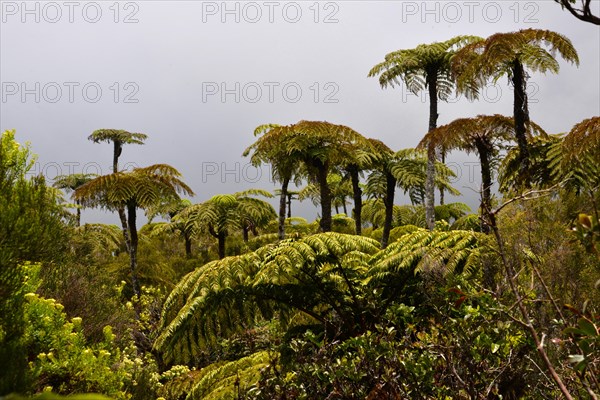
[113,140,132,252]
[279,178,290,240]
[476,140,492,234]
[243,226,249,242]
[342,200,347,215]
[118,209,131,253]
[335,204,340,214]
[112,141,121,173]
[316,162,332,232]
[381,172,396,248]
[127,202,140,298]
[287,194,292,219]
[425,72,438,231]
[512,59,530,186]
[349,166,362,235]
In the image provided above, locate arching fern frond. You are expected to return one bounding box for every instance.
[186,351,271,400]
[156,230,490,365]
[155,233,379,363]
[369,229,488,283]
[155,252,268,364]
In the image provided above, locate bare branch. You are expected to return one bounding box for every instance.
[555,0,600,25]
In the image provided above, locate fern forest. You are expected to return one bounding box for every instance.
[1,8,599,400]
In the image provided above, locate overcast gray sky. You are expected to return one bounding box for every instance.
[1,0,599,224]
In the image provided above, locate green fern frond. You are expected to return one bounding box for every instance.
[88,128,147,145]
[186,351,271,400]
[369,229,486,282]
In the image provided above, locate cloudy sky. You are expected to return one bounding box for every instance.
[1,0,599,224]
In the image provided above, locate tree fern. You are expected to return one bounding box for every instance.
[369,35,481,229]
[181,191,276,259]
[454,30,579,183]
[500,117,600,199]
[70,223,122,260]
[73,164,193,296]
[419,115,546,227]
[155,231,491,365]
[499,134,562,194]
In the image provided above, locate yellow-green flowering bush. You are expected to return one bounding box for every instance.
[23,292,134,399]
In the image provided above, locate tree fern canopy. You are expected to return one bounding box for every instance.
[500,117,600,195]
[245,120,371,170]
[559,117,600,194]
[87,129,148,146]
[369,229,486,280]
[265,120,371,167]
[454,29,579,98]
[368,35,482,100]
[73,164,193,210]
[499,134,563,193]
[369,35,481,230]
[155,230,489,364]
[53,173,97,192]
[71,223,122,256]
[244,120,373,233]
[561,116,600,163]
[364,147,459,206]
[180,190,276,257]
[418,114,547,154]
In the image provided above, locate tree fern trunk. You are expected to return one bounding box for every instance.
[381,172,396,248]
[113,140,132,253]
[425,71,439,231]
[112,141,121,173]
[118,209,131,251]
[184,234,192,258]
[512,59,530,187]
[349,165,362,235]
[439,149,445,205]
[287,194,292,219]
[476,140,492,234]
[279,178,289,240]
[218,232,226,259]
[316,162,332,232]
[127,202,140,298]
[76,200,81,227]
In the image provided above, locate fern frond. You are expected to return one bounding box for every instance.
[369,229,487,283]
[186,351,271,400]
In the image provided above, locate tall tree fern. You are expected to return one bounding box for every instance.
[369,35,482,229]
[454,29,579,186]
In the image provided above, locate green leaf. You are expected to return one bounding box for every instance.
[577,318,598,337]
[563,327,585,336]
